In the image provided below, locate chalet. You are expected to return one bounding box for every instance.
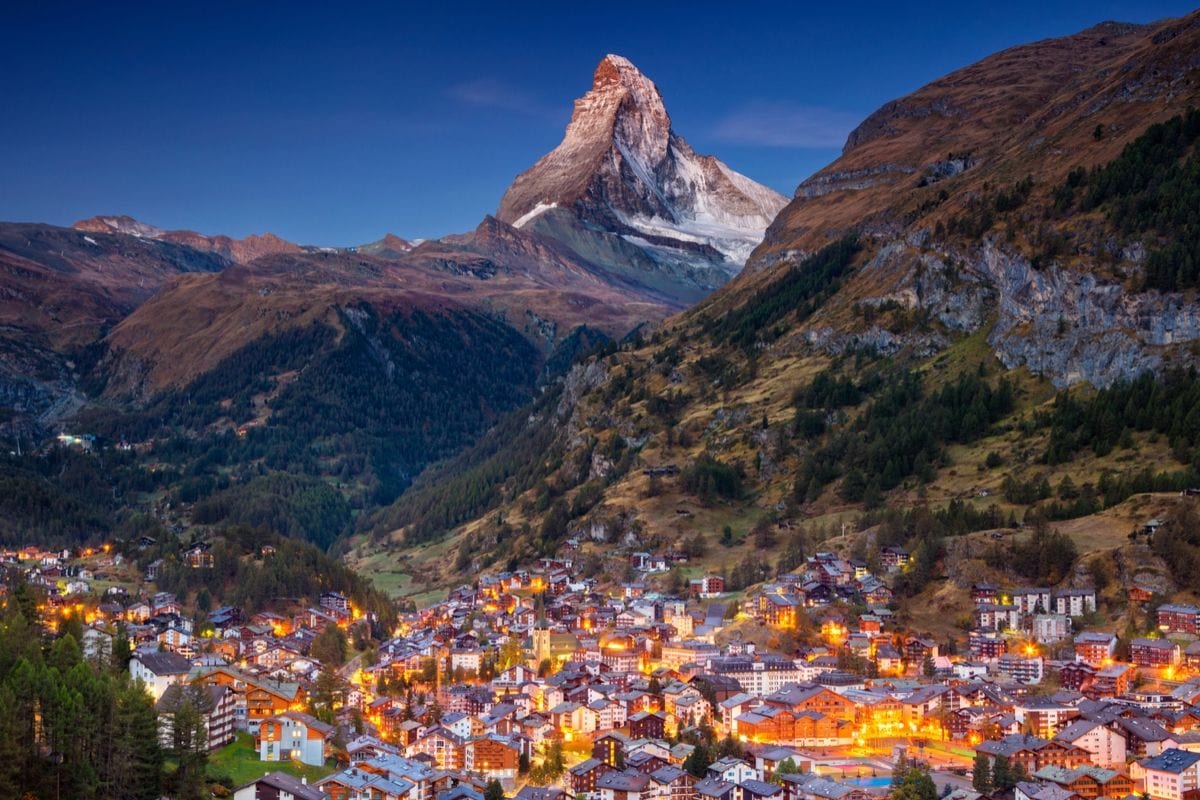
[320,591,351,617]
[1074,633,1117,667]
[1053,589,1097,618]
[972,583,1000,604]
[157,683,236,751]
[410,727,466,769]
[258,710,333,767]
[691,575,724,599]
[629,711,667,739]
[593,733,630,767]
[572,758,614,800]
[626,749,668,775]
[597,770,652,800]
[904,636,938,663]
[740,780,785,800]
[319,766,413,800]
[647,766,694,800]
[1114,716,1176,758]
[860,579,893,606]
[880,547,910,571]
[977,734,1092,774]
[759,593,800,629]
[969,631,1008,660]
[464,734,520,781]
[1029,764,1135,800]
[192,666,305,732]
[1088,664,1135,699]
[693,778,735,800]
[145,559,164,581]
[184,543,213,569]
[1058,663,1098,692]
[1129,585,1155,604]
[232,772,327,800]
[1131,638,1181,668]
[1159,605,1200,636]
[130,651,192,701]
[707,757,757,785]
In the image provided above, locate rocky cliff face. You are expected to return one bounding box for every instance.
[815,237,1200,388]
[497,55,787,302]
[739,10,1200,388]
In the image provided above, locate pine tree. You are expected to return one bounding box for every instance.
[485,779,506,800]
[972,752,992,793]
[683,741,713,777]
[892,762,937,800]
[992,755,1014,790]
[170,694,209,800]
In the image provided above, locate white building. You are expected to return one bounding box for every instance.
[233,772,325,800]
[1054,589,1098,618]
[1054,719,1127,768]
[708,657,805,696]
[258,711,332,767]
[998,654,1044,685]
[1033,614,1072,644]
[130,651,192,701]
[1011,588,1053,616]
[1139,749,1200,800]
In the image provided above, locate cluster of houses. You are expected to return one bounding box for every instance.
[27,528,1200,800]
[119,589,368,766]
[0,544,119,599]
[748,551,903,629]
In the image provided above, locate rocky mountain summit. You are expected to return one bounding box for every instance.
[498,54,787,303]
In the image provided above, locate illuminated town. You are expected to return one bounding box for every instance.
[12,535,1200,800]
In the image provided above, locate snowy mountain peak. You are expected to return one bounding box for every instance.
[497,55,786,280]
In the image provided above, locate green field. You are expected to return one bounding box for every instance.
[207,732,335,789]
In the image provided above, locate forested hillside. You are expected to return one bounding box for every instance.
[352,95,1200,602]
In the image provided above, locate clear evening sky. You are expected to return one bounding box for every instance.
[2,1,1195,245]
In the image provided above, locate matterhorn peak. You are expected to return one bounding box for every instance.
[497,55,785,291]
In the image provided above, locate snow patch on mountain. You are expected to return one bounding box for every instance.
[512,202,559,229]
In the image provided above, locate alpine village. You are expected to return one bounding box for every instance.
[5,7,1200,800]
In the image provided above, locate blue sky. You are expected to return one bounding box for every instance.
[2,1,1195,245]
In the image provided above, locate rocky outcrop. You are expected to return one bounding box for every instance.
[828,235,1200,388]
[745,10,1200,389]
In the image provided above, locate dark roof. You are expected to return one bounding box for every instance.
[570,757,609,776]
[156,683,227,714]
[977,734,1049,757]
[597,771,651,791]
[741,780,784,797]
[237,771,327,800]
[515,788,568,800]
[134,651,192,675]
[650,766,689,784]
[1141,748,1200,774]
[695,778,736,798]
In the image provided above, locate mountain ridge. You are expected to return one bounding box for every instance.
[73,214,304,264]
[349,10,1200,599]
